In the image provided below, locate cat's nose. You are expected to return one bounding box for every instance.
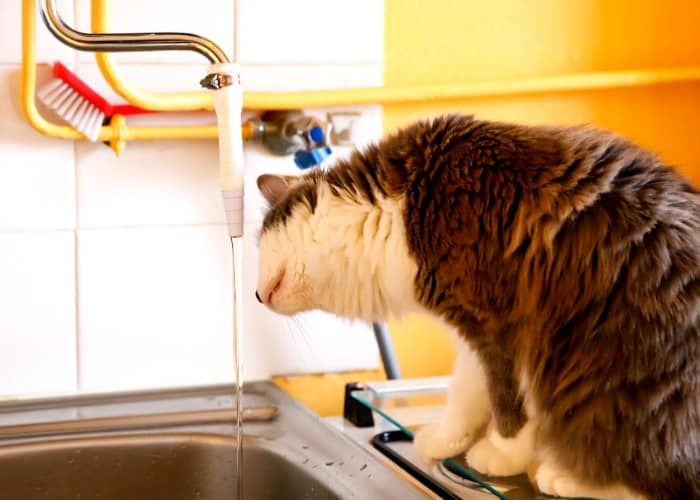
[255,290,263,304]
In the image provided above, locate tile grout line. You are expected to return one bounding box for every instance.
[233,0,239,63]
[77,222,246,231]
[73,229,81,392]
[70,0,78,392]
[73,136,81,392]
[72,8,81,389]
[73,142,81,393]
[0,228,77,234]
[0,223,247,234]
[63,61,384,68]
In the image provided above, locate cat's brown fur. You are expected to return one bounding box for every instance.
[262,114,700,498]
[394,116,700,498]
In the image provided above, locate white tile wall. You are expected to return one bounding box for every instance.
[0,0,384,397]
[0,0,75,64]
[0,65,75,231]
[236,0,384,65]
[74,64,213,102]
[73,0,235,64]
[0,232,77,397]
[76,139,226,228]
[241,64,383,91]
[77,226,234,391]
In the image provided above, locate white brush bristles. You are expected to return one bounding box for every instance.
[37,78,105,142]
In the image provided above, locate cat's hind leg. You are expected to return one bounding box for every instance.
[534,457,647,500]
[414,342,491,460]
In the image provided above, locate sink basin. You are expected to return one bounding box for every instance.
[0,433,336,500]
[0,382,430,499]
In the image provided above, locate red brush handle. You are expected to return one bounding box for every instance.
[52,61,150,116]
[111,104,155,116]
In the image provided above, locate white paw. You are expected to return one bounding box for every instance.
[534,462,580,498]
[466,434,525,477]
[466,422,535,477]
[535,461,646,500]
[413,422,471,461]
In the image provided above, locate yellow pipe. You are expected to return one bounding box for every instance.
[22,0,226,154]
[92,0,213,111]
[241,66,700,108]
[22,0,87,141]
[23,0,700,151]
[92,1,700,111]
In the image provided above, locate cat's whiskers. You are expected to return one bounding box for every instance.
[294,315,318,355]
[285,315,319,362]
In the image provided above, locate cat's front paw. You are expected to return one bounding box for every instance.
[466,434,526,477]
[413,422,471,461]
[466,423,535,477]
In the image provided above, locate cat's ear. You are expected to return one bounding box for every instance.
[257,174,297,205]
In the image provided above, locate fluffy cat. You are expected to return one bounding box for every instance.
[255,114,700,499]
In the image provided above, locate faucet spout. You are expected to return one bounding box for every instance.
[39,0,229,63]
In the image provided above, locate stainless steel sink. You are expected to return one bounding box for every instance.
[0,433,339,499]
[0,382,431,499]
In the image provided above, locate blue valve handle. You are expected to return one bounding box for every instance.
[294,146,332,169]
[293,124,332,169]
[308,125,325,143]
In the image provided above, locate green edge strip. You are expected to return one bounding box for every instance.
[351,392,507,500]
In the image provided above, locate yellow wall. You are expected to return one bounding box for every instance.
[276,0,700,416]
[383,0,700,172]
[384,0,700,393]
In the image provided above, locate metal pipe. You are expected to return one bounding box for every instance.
[22,0,220,155]
[365,377,450,395]
[92,0,213,111]
[39,0,229,64]
[0,407,278,440]
[373,323,401,379]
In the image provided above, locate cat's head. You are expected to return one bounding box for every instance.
[255,167,418,322]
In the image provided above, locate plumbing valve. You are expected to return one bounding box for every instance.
[245,110,334,170]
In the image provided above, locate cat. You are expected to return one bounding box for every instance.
[254,114,700,500]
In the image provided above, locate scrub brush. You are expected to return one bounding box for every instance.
[37,61,151,141]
